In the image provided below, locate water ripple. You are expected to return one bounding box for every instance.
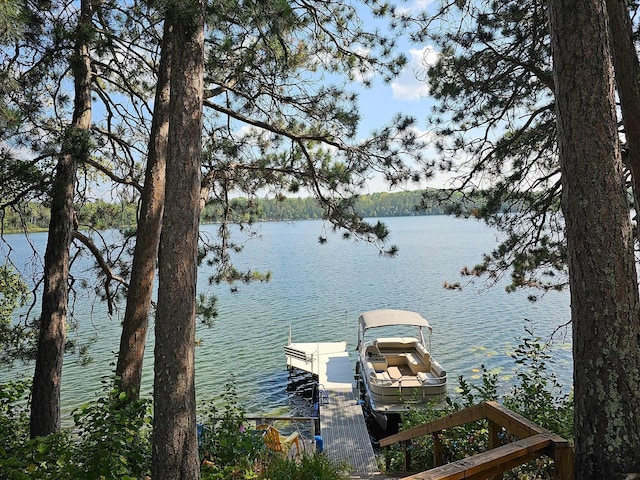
[1,216,572,423]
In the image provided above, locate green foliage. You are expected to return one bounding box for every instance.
[0,265,33,365]
[199,190,470,223]
[197,379,348,479]
[0,0,24,43]
[75,200,138,231]
[500,326,573,478]
[198,379,266,474]
[503,325,573,439]
[2,430,75,480]
[0,265,29,326]
[3,190,470,234]
[70,382,152,479]
[0,379,30,452]
[259,452,348,480]
[383,327,573,479]
[0,379,151,480]
[407,0,570,297]
[0,379,75,479]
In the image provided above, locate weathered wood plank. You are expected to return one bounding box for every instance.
[550,438,575,480]
[482,401,547,438]
[401,434,554,480]
[379,404,486,447]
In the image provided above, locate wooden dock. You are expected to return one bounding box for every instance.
[285,341,380,475]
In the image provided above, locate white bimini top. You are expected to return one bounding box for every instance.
[358,309,431,331]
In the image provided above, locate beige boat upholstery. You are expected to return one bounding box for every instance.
[374,337,418,351]
[367,362,391,382]
[365,344,388,372]
[370,337,432,374]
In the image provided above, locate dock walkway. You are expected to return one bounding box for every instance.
[285,342,380,475]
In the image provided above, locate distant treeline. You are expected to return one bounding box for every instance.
[200,190,465,223]
[2,190,473,232]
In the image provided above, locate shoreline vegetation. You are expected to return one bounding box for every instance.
[1,331,573,479]
[2,189,480,234]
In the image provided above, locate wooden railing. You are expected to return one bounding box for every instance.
[379,401,573,480]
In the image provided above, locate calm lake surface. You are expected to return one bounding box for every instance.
[1,215,572,421]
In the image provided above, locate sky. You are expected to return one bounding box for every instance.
[6,0,450,200]
[357,45,437,132]
[346,0,453,193]
[353,48,453,193]
[353,0,437,127]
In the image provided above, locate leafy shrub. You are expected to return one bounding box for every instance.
[197,379,350,479]
[0,266,34,365]
[198,379,266,477]
[1,376,348,480]
[501,326,573,479]
[0,379,30,445]
[0,378,151,480]
[70,382,152,479]
[383,326,573,479]
[2,430,75,480]
[503,327,573,439]
[0,379,74,479]
[259,452,348,480]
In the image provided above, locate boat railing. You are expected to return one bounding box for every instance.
[416,371,447,387]
[284,345,314,363]
[378,401,573,479]
[367,369,447,388]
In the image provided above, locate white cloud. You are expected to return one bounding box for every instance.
[411,0,435,10]
[391,45,439,101]
[395,0,436,16]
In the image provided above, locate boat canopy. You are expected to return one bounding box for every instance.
[358,309,432,332]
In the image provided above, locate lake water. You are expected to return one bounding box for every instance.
[1,215,572,421]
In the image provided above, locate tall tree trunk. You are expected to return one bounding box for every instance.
[548,1,640,478]
[605,0,640,219]
[30,0,93,438]
[152,1,204,478]
[115,20,171,400]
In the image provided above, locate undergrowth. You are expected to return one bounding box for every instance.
[0,326,572,480]
[0,378,342,479]
[382,325,573,479]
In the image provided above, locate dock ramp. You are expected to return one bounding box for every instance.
[285,341,379,475]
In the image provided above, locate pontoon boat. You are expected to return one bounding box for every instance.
[356,309,447,430]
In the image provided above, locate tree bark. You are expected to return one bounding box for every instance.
[605,0,640,214]
[548,1,640,478]
[151,1,204,478]
[115,19,171,400]
[30,0,93,438]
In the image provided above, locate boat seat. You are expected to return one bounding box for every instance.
[375,338,419,353]
[365,344,382,356]
[370,368,391,382]
[418,371,445,385]
[385,354,405,367]
[405,352,429,374]
[387,366,402,379]
[396,378,422,388]
[366,345,388,371]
